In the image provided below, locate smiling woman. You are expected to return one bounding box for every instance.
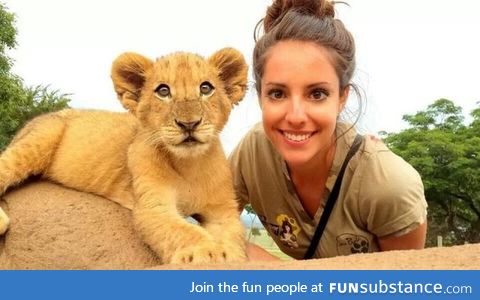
[260,41,345,177]
[229,0,428,261]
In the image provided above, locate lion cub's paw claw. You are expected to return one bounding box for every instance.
[170,243,227,264]
[221,246,247,263]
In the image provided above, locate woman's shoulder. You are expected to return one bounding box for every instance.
[233,122,273,154]
[229,123,284,190]
[229,122,278,165]
[354,135,427,237]
[357,135,424,201]
[244,122,268,141]
[361,137,422,184]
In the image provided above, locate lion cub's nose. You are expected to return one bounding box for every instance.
[175,119,202,131]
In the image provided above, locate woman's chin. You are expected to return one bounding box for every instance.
[282,152,314,168]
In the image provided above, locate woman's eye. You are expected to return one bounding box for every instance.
[311,89,327,100]
[155,84,171,99]
[267,89,285,100]
[200,81,215,96]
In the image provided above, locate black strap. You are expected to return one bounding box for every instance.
[304,134,364,259]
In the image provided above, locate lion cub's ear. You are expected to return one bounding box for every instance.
[111,52,154,113]
[208,48,248,105]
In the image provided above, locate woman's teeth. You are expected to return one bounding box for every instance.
[283,132,312,142]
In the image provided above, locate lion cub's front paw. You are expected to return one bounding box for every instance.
[170,242,227,264]
[221,243,247,263]
[225,250,247,263]
[0,208,10,235]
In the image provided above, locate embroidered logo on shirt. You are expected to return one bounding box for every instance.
[336,233,369,255]
[276,214,301,249]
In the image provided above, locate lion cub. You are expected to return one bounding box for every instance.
[0,48,248,264]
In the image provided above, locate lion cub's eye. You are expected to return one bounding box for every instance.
[154,84,171,100]
[199,81,215,97]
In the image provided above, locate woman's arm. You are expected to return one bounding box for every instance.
[246,242,281,261]
[378,222,427,251]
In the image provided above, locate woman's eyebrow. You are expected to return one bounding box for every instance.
[264,82,333,89]
[306,82,331,88]
[264,82,287,87]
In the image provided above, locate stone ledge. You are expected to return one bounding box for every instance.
[152,243,479,270]
[1,181,478,270]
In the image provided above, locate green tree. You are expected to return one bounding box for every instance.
[0,3,70,151]
[383,99,480,246]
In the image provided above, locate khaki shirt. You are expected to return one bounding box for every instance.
[229,123,427,259]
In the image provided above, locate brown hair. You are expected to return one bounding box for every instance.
[253,0,356,95]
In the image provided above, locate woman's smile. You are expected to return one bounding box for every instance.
[280,130,316,144]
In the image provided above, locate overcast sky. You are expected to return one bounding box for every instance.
[4,0,480,154]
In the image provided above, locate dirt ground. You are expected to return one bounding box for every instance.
[1,181,479,270]
[153,243,480,270]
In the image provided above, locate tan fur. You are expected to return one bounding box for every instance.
[0,48,248,264]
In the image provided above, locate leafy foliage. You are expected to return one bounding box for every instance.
[383,99,480,246]
[0,85,70,150]
[0,2,16,74]
[0,3,70,151]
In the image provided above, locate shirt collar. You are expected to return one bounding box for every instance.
[278,123,357,189]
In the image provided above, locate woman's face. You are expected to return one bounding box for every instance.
[260,40,347,168]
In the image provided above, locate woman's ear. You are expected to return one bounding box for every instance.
[111,52,153,113]
[338,85,350,112]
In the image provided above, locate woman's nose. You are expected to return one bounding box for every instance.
[285,97,307,126]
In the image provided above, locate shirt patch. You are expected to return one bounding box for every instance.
[257,214,302,249]
[276,214,301,249]
[336,233,370,255]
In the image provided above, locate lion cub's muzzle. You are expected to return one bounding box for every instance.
[175,118,203,145]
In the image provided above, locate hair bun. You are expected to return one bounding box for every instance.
[263,0,335,33]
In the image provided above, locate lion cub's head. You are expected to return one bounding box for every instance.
[111,48,247,157]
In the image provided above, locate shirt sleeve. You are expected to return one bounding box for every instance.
[228,133,251,211]
[358,149,428,238]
